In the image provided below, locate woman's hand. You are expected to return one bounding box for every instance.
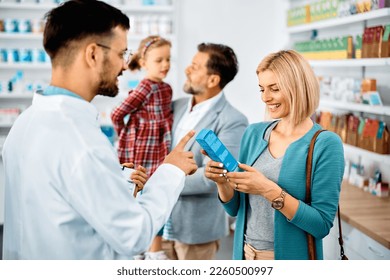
[204,159,236,202]
[225,163,279,201]
[204,160,228,184]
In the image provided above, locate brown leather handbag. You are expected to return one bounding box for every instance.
[305,129,348,260]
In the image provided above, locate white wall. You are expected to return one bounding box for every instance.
[175,0,289,124]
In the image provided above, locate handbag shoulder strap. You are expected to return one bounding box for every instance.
[306,129,347,260]
[305,129,325,260]
[305,129,325,204]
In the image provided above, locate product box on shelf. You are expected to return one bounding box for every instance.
[375,122,389,154]
[362,27,373,58]
[378,0,390,8]
[361,78,377,92]
[373,26,384,57]
[362,26,386,58]
[356,118,389,154]
[359,118,379,151]
[0,107,20,126]
[361,91,383,105]
[337,114,349,143]
[369,181,389,197]
[381,24,390,57]
[347,115,360,146]
[356,0,373,13]
[355,34,362,58]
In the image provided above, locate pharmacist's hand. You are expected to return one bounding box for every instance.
[164,130,197,175]
[122,163,148,194]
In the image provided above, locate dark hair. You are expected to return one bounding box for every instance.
[43,0,129,64]
[197,43,238,89]
[128,35,171,71]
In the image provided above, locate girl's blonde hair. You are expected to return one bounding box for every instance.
[128,35,171,71]
[256,50,319,126]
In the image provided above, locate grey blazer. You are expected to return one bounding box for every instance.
[168,93,248,244]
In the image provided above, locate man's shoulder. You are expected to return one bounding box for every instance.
[219,101,248,123]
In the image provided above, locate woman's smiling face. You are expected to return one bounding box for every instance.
[258,70,290,120]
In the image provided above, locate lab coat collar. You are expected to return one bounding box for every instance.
[33,91,100,124]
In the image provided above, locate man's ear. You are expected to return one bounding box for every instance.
[85,43,99,67]
[207,74,220,88]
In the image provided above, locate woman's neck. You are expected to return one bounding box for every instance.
[275,117,313,138]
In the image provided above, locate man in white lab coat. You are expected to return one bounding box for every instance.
[1,0,197,260]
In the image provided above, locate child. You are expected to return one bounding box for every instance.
[111,36,173,260]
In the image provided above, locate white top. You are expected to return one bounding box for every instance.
[172,92,223,147]
[2,92,185,260]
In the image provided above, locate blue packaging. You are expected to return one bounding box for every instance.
[0,49,8,62]
[196,129,239,172]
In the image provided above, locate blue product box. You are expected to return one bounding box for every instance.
[196,128,239,172]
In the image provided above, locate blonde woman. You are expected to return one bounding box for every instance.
[205,50,344,260]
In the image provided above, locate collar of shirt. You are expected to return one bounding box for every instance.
[42,85,84,100]
[34,87,99,124]
[172,91,223,147]
[187,91,223,114]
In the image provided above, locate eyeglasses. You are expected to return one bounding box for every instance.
[96,43,133,63]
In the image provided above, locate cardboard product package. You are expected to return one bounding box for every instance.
[360,118,379,152]
[355,34,362,58]
[319,111,332,130]
[346,115,360,146]
[377,0,390,8]
[328,113,338,133]
[381,24,390,58]
[336,114,349,143]
[360,78,377,93]
[372,26,384,58]
[362,27,374,58]
[374,122,390,154]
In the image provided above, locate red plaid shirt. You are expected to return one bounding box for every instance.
[111,79,173,176]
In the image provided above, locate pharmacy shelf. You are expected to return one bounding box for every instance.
[0,63,51,70]
[0,94,34,99]
[121,5,174,13]
[0,32,173,41]
[320,100,390,116]
[344,144,390,165]
[309,58,390,67]
[0,2,56,10]
[0,2,173,12]
[287,8,390,33]
[0,33,43,40]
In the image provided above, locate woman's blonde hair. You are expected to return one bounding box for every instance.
[256,50,319,125]
[128,35,171,71]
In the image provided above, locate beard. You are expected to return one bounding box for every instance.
[96,57,121,98]
[97,78,119,98]
[183,80,202,95]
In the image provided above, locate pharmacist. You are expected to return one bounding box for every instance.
[2,0,197,260]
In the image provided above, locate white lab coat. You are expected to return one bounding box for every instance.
[2,93,185,259]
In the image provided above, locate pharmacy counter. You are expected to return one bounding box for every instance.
[339,182,390,249]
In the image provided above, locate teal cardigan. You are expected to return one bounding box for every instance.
[223,121,344,260]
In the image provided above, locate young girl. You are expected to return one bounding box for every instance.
[111,36,173,260]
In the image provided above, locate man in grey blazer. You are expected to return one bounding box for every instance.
[162,43,248,260]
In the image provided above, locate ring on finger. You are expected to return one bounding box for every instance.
[235,183,239,190]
